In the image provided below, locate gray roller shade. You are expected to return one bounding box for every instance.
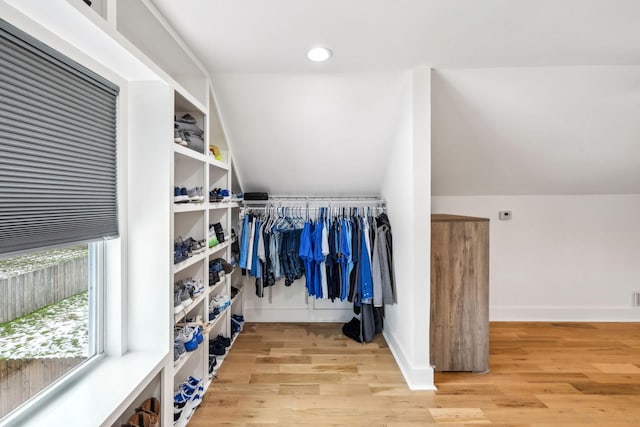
[0,18,119,256]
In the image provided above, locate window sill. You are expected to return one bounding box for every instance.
[6,350,167,427]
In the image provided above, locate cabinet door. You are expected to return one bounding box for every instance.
[430,220,489,372]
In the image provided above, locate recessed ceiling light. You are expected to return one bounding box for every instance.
[307,47,332,62]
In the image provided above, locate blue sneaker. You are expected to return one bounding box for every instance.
[174,388,190,408]
[194,326,203,344]
[176,327,198,352]
[209,188,223,202]
[213,335,231,348]
[180,382,197,397]
[174,186,189,203]
[209,341,226,359]
[187,376,201,387]
[190,385,204,408]
[184,336,198,352]
[174,238,189,264]
[231,317,242,334]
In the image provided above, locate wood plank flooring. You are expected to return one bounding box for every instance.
[188,322,640,426]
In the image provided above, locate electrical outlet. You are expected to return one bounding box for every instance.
[633,292,640,307]
[498,210,512,220]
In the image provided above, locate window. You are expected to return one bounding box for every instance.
[0,242,103,418]
[0,17,118,420]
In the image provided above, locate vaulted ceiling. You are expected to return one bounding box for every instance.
[151,0,640,196]
[432,66,640,195]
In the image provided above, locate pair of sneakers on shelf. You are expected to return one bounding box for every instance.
[174,236,207,265]
[208,225,220,248]
[174,278,205,314]
[185,236,207,256]
[174,186,205,203]
[209,334,230,359]
[121,397,160,427]
[209,188,230,202]
[175,236,205,264]
[174,324,203,357]
[209,258,224,286]
[173,376,204,424]
[208,294,230,321]
[231,319,241,338]
[209,257,233,285]
[188,278,205,298]
[231,314,245,337]
[211,294,230,311]
[209,222,226,244]
[174,238,189,264]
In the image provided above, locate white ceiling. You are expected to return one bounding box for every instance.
[151,0,640,72]
[150,0,640,196]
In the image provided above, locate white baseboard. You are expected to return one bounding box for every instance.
[491,306,640,321]
[382,330,436,391]
[245,308,354,323]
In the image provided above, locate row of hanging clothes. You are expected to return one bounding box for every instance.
[238,201,396,342]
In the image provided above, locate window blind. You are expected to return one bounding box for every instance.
[0,19,119,255]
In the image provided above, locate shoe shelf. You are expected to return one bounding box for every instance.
[208,239,231,256]
[208,327,239,376]
[170,78,241,426]
[207,201,240,210]
[207,277,226,297]
[173,202,207,213]
[207,156,230,171]
[203,307,228,336]
[173,241,232,274]
[175,291,207,324]
[173,251,206,274]
[174,143,208,163]
[173,343,200,374]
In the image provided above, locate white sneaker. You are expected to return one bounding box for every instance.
[213,294,230,309]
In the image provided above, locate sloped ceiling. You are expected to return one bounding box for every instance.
[151,0,640,196]
[212,72,410,195]
[432,67,640,195]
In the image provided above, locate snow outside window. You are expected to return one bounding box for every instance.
[0,242,103,419]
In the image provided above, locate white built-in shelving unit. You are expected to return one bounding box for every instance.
[170,87,243,427]
[63,0,244,425]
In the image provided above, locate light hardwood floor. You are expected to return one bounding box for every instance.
[188,322,640,426]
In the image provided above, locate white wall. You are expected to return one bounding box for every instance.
[432,194,640,321]
[381,69,434,390]
[126,81,172,351]
[242,277,354,322]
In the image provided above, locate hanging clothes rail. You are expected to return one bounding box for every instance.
[241,197,385,216]
[237,196,396,343]
[242,196,385,206]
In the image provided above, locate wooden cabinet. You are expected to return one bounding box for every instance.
[430,214,489,372]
